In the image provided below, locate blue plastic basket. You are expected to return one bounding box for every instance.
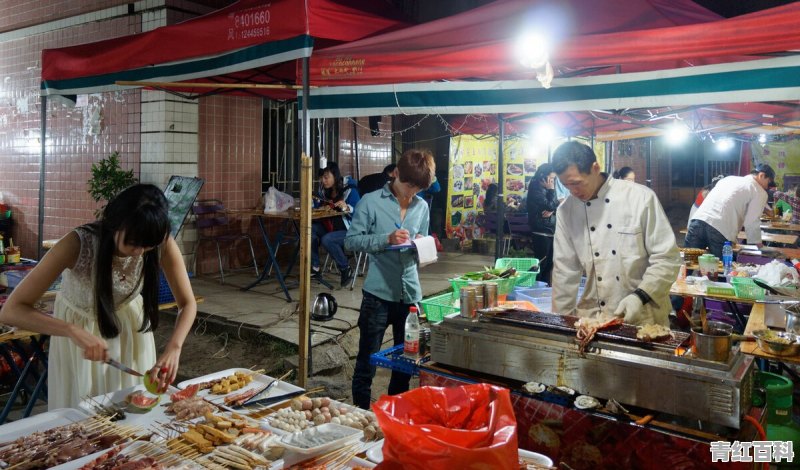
[157,271,193,305]
[1,263,61,292]
[370,344,429,376]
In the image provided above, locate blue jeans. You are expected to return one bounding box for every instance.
[322,230,349,270]
[310,222,328,268]
[352,291,412,409]
[685,219,729,258]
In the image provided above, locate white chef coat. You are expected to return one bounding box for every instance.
[689,175,767,244]
[552,176,680,326]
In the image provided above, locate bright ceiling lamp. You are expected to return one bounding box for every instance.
[665,121,689,145]
[515,32,553,89]
[758,133,767,144]
[715,137,735,152]
[533,123,556,144]
[516,32,549,69]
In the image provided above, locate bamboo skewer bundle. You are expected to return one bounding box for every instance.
[287,441,362,470]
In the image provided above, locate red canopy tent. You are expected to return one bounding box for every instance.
[301,0,800,258]
[41,0,408,98]
[307,0,800,85]
[446,101,800,140]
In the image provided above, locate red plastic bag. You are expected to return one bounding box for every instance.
[373,384,518,470]
[431,232,444,252]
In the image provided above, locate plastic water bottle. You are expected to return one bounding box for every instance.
[403,306,420,360]
[677,251,687,284]
[722,241,733,279]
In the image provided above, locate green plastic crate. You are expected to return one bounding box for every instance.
[419,292,459,323]
[704,281,735,297]
[495,258,540,287]
[729,277,765,301]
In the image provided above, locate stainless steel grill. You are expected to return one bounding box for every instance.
[431,309,754,429]
[480,309,690,351]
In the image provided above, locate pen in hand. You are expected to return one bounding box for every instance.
[391,222,410,245]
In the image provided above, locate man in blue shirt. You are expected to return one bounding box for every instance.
[345,149,436,409]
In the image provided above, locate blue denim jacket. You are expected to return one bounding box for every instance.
[344,183,429,304]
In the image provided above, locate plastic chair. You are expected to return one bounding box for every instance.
[322,250,368,290]
[479,211,512,256]
[507,212,533,250]
[192,199,259,284]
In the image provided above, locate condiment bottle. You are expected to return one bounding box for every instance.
[677,252,687,284]
[403,306,421,360]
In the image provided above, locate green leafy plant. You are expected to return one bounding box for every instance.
[88,151,138,215]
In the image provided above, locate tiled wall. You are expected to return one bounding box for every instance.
[0,1,232,33]
[610,137,672,207]
[194,95,263,276]
[0,12,142,256]
[0,1,258,268]
[337,116,393,182]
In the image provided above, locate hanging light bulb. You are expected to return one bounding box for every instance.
[665,121,689,145]
[533,123,556,144]
[516,32,550,69]
[715,137,734,152]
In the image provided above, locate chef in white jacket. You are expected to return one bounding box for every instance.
[551,142,680,326]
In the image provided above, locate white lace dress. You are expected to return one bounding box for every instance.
[48,225,156,410]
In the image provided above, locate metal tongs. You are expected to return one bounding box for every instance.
[240,370,292,407]
[753,278,800,303]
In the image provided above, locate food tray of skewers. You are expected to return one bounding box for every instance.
[177,368,305,414]
[0,410,137,469]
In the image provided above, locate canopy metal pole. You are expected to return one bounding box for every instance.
[37,96,47,260]
[298,57,312,388]
[494,115,505,261]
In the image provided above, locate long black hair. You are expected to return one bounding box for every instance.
[95,184,170,338]
[322,162,345,201]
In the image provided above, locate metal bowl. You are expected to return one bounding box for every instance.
[752,329,800,357]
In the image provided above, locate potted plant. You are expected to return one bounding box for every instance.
[87,151,138,215]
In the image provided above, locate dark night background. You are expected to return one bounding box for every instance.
[694,0,796,17]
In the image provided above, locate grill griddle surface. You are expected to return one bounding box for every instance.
[481,309,689,350]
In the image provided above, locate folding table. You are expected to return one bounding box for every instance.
[232,209,345,301]
[0,329,49,424]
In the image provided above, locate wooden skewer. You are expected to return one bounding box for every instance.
[296,441,361,468]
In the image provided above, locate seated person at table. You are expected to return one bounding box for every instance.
[312,163,361,287]
[358,164,397,196]
[685,164,774,258]
[773,184,800,224]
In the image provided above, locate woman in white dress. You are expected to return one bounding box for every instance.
[0,184,197,409]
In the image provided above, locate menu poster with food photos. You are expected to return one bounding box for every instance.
[446,135,550,240]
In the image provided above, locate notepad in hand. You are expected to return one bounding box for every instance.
[386,240,413,250]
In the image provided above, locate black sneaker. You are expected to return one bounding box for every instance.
[340,266,354,288]
[311,267,322,279]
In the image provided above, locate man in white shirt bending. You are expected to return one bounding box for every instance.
[685,164,774,258]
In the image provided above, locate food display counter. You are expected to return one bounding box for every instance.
[0,369,380,469]
[427,309,765,469]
